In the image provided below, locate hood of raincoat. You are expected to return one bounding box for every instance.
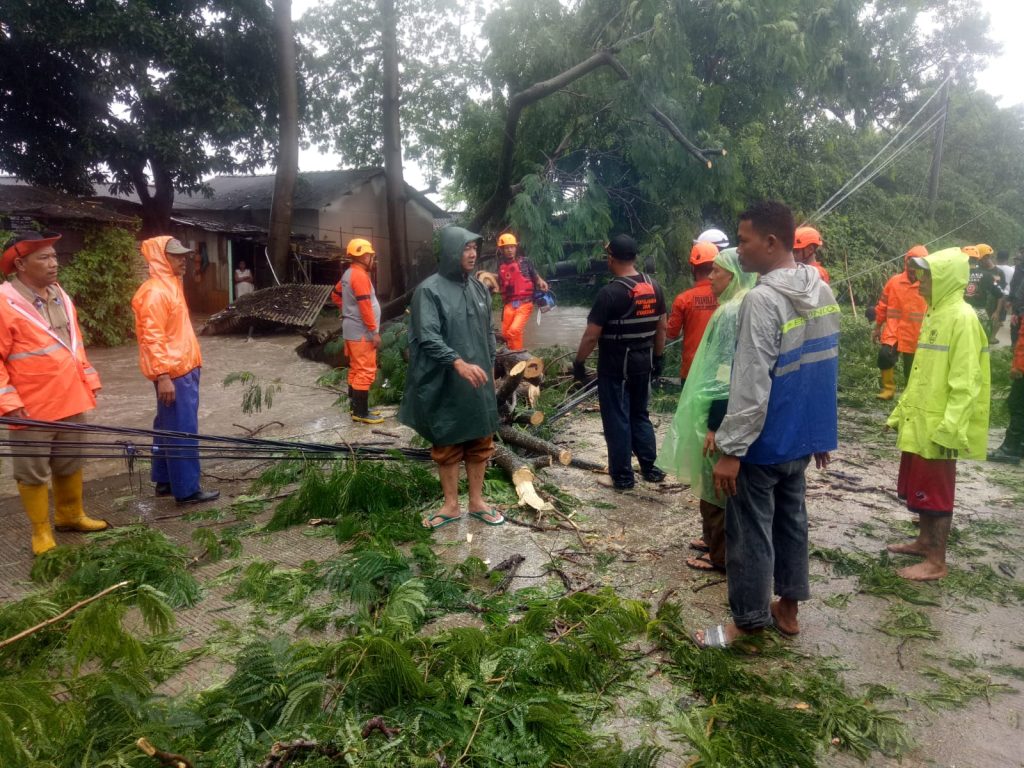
[757,262,826,316]
[920,247,969,311]
[438,226,482,282]
[140,236,180,284]
[715,248,758,304]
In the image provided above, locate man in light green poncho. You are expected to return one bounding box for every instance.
[658,249,757,571]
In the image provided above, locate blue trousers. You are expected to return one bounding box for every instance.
[151,368,201,500]
[597,373,658,487]
[725,457,812,630]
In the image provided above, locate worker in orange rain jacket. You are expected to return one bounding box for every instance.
[873,245,929,400]
[331,238,384,424]
[132,237,219,505]
[666,241,719,386]
[497,233,548,351]
[794,226,830,283]
[0,231,106,555]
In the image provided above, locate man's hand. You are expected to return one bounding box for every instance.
[703,430,718,457]
[814,452,831,469]
[572,360,589,385]
[454,359,488,388]
[157,375,176,406]
[870,327,881,343]
[935,444,959,460]
[713,455,741,497]
[1011,368,1023,380]
[5,407,28,420]
[537,277,549,293]
[651,355,664,380]
[371,332,382,350]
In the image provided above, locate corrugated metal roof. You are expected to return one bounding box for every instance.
[200,283,334,335]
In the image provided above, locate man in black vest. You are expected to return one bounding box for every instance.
[573,234,667,490]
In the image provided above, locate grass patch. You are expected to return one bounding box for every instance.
[877,605,940,640]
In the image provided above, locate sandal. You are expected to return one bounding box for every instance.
[422,511,462,530]
[689,538,709,553]
[692,624,731,649]
[686,554,725,573]
[469,508,505,526]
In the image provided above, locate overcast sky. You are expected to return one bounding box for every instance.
[294,0,1023,181]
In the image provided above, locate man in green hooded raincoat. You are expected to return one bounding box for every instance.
[398,227,503,529]
[886,247,990,581]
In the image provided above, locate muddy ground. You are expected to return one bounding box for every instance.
[0,318,1021,767]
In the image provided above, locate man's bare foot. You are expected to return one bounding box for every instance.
[887,541,925,556]
[898,561,948,581]
[770,601,799,636]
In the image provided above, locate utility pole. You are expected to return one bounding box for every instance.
[927,72,951,219]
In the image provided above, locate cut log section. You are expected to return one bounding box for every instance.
[513,410,545,427]
[498,425,571,465]
[496,360,529,404]
[496,351,545,383]
[569,456,608,473]
[492,445,555,512]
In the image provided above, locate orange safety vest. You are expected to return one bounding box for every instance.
[131,236,203,380]
[0,281,100,422]
[875,262,927,353]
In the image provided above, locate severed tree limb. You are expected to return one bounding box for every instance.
[498,425,570,465]
[361,716,401,740]
[492,445,555,512]
[257,740,346,768]
[469,47,717,231]
[0,580,130,650]
[136,738,193,768]
[496,361,529,403]
[512,410,546,427]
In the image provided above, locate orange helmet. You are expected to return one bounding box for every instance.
[793,226,822,250]
[962,245,980,259]
[905,245,928,259]
[346,238,375,260]
[497,233,518,247]
[689,241,718,267]
[975,243,994,257]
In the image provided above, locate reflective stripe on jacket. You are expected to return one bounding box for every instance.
[0,281,100,421]
[131,236,203,381]
[875,256,927,353]
[887,248,990,459]
[340,263,380,341]
[716,264,839,465]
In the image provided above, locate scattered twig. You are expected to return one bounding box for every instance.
[0,580,130,649]
[361,716,401,740]
[656,587,678,613]
[136,738,193,768]
[691,578,727,593]
[489,554,526,595]
[371,428,403,439]
[232,421,284,438]
[257,740,346,768]
[896,638,908,670]
[545,566,574,591]
[308,517,338,527]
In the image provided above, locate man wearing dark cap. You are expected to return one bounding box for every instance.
[573,234,667,490]
[0,231,106,554]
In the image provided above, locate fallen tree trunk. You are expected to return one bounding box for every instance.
[496,361,528,403]
[496,351,544,382]
[492,445,554,512]
[498,425,570,465]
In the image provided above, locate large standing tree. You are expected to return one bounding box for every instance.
[0,0,280,236]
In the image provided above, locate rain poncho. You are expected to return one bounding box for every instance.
[657,249,756,503]
[397,227,499,446]
[887,248,990,459]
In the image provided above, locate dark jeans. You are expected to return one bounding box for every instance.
[1002,377,1024,455]
[725,457,812,630]
[597,373,658,487]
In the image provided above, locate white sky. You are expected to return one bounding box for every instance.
[294,0,1023,181]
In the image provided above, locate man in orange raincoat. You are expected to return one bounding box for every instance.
[0,231,107,554]
[497,233,548,351]
[331,238,384,424]
[873,245,929,399]
[794,226,830,283]
[132,236,219,505]
[666,241,719,386]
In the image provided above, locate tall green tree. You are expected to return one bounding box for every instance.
[0,0,280,235]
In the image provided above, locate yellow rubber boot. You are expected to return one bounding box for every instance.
[876,368,897,400]
[52,470,109,533]
[18,482,55,555]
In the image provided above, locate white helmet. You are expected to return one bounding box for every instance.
[693,228,730,250]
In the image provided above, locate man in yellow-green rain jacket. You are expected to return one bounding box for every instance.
[885,247,990,581]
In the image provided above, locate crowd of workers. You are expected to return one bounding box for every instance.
[0,201,1019,648]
